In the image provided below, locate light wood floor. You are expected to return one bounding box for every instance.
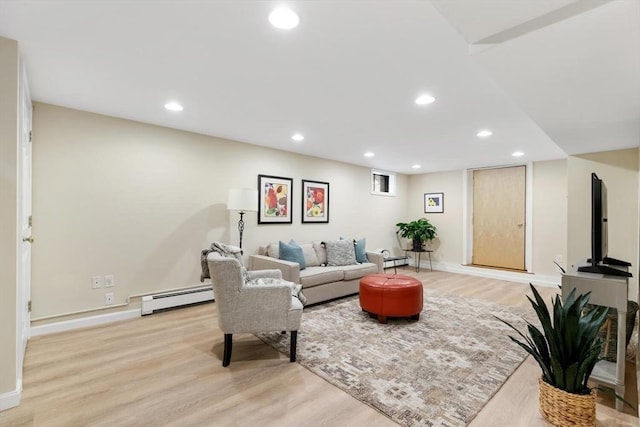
[1,270,638,426]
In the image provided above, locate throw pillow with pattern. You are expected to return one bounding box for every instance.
[325,239,357,266]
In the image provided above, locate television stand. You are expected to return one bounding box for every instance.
[603,257,632,267]
[587,256,632,267]
[577,264,632,278]
[562,271,630,412]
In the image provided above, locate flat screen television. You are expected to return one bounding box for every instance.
[577,173,632,277]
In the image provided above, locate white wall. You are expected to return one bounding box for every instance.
[406,170,463,263]
[406,159,570,280]
[406,154,638,287]
[567,148,639,299]
[31,103,407,319]
[532,159,568,277]
[30,103,640,322]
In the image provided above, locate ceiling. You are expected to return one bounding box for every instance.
[0,0,638,174]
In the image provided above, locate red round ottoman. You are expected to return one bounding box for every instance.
[359,273,423,324]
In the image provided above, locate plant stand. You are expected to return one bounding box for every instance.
[539,377,596,427]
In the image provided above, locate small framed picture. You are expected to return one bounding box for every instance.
[258,174,293,224]
[424,192,444,213]
[302,180,329,223]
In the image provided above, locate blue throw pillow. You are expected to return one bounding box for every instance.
[354,238,369,263]
[279,240,306,270]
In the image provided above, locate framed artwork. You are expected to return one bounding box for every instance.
[424,192,444,213]
[302,180,329,223]
[258,175,293,224]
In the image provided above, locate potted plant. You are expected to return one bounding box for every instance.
[395,218,437,251]
[498,284,609,426]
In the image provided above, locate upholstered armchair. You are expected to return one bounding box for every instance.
[207,252,303,367]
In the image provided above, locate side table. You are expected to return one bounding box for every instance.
[384,256,409,274]
[404,249,433,272]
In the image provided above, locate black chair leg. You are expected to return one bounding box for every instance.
[290,330,297,363]
[223,333,232,367]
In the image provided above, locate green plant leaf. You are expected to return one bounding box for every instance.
[507,336,553,382]
[500,283,611,393]
[495,315,553,381]
[582,345,604,390]
[395,218,437,242]
[564,362,577,393]
[527,285,563,370]
[594,385,636,408]
[526,324,553,380]
[550,356,564,389]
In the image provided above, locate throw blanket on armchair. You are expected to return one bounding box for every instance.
[200,242,242,282]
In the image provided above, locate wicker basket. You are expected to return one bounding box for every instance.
[538,377,596,427]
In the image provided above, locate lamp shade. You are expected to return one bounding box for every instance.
[227,188,258,212]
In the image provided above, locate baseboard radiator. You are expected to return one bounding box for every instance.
[141,286,214,315]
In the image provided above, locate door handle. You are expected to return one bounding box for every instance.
[22,236,34,243]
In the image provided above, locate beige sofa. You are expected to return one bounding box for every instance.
[248,241,384,305]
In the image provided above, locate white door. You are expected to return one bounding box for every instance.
[17,61,32,382]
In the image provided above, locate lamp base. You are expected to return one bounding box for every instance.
[237,212,245,254]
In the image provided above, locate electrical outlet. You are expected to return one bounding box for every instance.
[91,276,104,289]
[104,274,115,288]
[104,292,114,305]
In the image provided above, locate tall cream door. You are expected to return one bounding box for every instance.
[472,166,526,270]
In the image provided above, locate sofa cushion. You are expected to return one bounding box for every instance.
[299,266,345,288]
[299,242,320,267]
[325,239,357,266]
[342,263,380,280]
[279,240,306,270]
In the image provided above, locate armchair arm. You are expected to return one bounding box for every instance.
[366,251,384,273]
[239,283,293,312]
[247,269,283,280]
[248,255,301,284]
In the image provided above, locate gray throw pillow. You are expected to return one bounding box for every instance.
[325,239,357,266]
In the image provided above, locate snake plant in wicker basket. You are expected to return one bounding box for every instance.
[498,283,609,395]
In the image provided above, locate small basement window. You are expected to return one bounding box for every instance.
[371,169,396,196]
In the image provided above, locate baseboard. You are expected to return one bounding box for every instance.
[425,261,561,288]
[31,309,140,337]
[0,382,21,411]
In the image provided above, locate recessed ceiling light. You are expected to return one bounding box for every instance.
[477,130,493,138]
[269,7,299,30]
[415,94,436,105]
[512,151,524,157]
[291,133,304,142]
[412,164,421,169]
[164,102,183,112]
[364,152,375,158]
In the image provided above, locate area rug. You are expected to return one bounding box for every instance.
[256,288,534,427]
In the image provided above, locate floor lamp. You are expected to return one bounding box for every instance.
[227,188,258,253]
